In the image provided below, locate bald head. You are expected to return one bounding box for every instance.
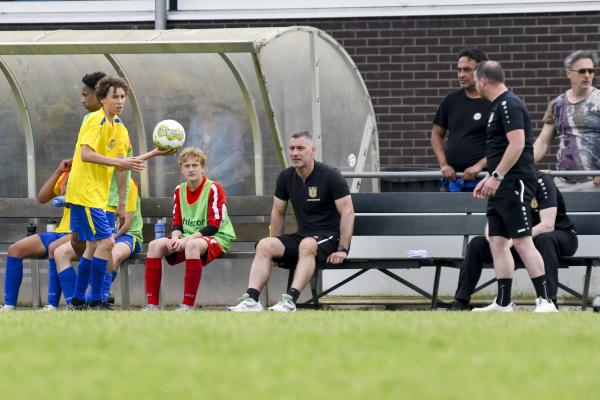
[475,60,505,85]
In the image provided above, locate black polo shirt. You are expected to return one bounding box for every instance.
[275,161,350,235]
[433,89,491,172]
[486,90,536,180]
[532,171,575,232]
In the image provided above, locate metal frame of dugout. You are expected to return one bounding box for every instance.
[0,27,379,200]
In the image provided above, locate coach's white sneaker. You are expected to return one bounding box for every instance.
[141,304,159,312]
[0,305,15,312]
[228,293,264,312]
[39,304,58,312]
[269,294,297,312]
[472,298,513,313]
[174,304,194,312]
[534,297,558,313]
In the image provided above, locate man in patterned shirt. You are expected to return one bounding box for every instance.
[534,50,600,191]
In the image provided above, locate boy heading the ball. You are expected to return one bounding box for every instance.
[143,147,236,311]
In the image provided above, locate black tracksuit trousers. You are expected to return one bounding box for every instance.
[454,230,578,303]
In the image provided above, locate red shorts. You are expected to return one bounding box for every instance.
[165,236,225,266]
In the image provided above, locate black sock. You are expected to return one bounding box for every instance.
[454,298,469,307]
[246,288,260,302]
[287,287,301,303]
[496,278,512,307]
[531,275,550,301]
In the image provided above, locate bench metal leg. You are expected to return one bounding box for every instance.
[558,283,583,299]
[159,260,165,309]
[303,269,369,304]
[378,268,434,300]
[120,263,130,310]
[31,260,41,308]
[474,277,497,293]
[582,263,592,311]
[431,265,442,310]
[286,268,294,291]
[309,271,319,308]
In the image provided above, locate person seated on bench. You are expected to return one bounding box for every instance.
[0,159,73,311]
[143,147,236,311]
[229,129,355,312]
[449,171,578,310]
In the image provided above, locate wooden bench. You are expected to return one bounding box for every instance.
[1,192,599,309]
[0,196,285,309]
[289,191,600,310]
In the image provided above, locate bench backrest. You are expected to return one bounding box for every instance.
[0,191,598,245]
[352,192,486,236]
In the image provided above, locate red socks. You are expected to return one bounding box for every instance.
[183,259,203,306]
[145,258,162,305]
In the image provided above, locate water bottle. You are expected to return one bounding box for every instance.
[26,222,37,236]
[46,218,57,233]
[155,219,165,239]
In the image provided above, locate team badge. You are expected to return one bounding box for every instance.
[107,139,116,150]
[531,198,538,209]
[308,186,318,198]
[473,113,481,120]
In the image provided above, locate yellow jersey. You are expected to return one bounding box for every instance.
[54,171,71,234]
[65,109,130,208]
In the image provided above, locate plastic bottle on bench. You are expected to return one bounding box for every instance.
[155,219,165,239]
[46,218,57,233]
[26,222,37,236]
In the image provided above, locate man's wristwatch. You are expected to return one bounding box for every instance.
[337,245,349,254]
[491,170,504,181]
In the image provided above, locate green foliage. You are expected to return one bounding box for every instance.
[0,311,598,399]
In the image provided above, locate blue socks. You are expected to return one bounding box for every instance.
[90,257,108,302]
[73,257,92,301]
[47,258,62,308]
[4,256,23,306]
[58,267,77,305]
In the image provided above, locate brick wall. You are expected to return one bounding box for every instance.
[6,11,600,171]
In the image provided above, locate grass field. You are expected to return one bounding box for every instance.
[0,310,598,399]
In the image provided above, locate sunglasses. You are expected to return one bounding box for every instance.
[569,68,596,74]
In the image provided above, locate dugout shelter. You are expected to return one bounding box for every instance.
[0,27,378,199]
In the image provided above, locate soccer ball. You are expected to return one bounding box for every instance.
[152,119,186,151]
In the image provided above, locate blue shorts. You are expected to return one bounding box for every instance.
[37,232,68,257]
[115,234,141,257]
[106,211,117,235]
[70,205,113,241]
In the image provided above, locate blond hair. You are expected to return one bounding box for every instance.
[178,147,207,166]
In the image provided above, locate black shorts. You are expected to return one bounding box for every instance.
[487,178,536,239]
[275,232,339,266]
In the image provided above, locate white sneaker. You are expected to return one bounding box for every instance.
[39,304,58,312]
[268,294,297,312]
[141,304,159,312]
[593,295,600,313]
[472,298,513,313]
[0,305,16,312]
[174,304,194,312]
[228,293,264,312]
[534,297,558,313]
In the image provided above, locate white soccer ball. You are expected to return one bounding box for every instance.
[152,119,186,151]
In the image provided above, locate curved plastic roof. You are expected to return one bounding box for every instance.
[0,27,378,198]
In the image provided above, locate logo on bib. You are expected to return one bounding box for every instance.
[473,113,482,121]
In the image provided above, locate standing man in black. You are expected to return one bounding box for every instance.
[449,171,578,310]
[432,48,491,191]
[229,129,355,312]
[472,60,558,312]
